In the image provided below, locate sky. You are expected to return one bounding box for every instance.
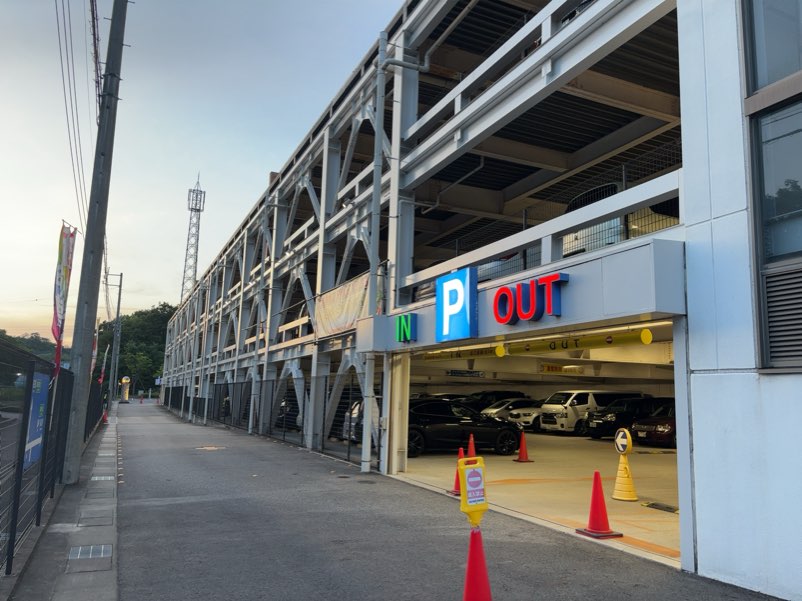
[1,0,402,345]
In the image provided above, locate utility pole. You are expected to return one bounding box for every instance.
[63,0,129,484]
[107,272,123,403]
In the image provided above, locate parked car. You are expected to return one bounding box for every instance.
[539,390,647,435]
[459,390,527,412]
[631,401,677,447]
[340,390,381,442]
[407,398,522,457]
[481,397,539,421]
[506,399,546,431]
[587,396,674,439]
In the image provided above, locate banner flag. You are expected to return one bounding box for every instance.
[98,343,110,385]
[52,224,77,375]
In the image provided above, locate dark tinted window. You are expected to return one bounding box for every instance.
[411,402,453,416]
[749,0,802,90]
[573,393,589,406]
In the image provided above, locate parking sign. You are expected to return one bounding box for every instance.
[436,268,478,342]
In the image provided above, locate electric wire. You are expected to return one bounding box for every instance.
[54,0,86,232]
[65,0,92,224]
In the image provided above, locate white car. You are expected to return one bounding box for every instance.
[481,398,542,429]
[506,401,546,431]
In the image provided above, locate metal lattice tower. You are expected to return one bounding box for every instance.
[181,177,206,300]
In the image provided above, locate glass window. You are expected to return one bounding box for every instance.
[757,101,802,261]
[750,0,802,89]
[451,404,475,418]
[573,393,589,406]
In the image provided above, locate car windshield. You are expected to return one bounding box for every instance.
[650,403,675,418]
[604,399,631,412]
[485,400,509,411]
[543,392,572,405]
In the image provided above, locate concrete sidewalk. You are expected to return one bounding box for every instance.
[5,404,120,601]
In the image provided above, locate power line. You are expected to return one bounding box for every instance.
[65,0,92,221]
[54,0,86,231]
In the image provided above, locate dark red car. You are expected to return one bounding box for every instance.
[630,401,677,447]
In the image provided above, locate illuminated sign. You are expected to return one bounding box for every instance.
[395,313,417,343]
[492,272,569,325]
[436,268,478,342]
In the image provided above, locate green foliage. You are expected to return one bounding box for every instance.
[0,329,70,363]
[1,302,174,392]
[94,302,175,392]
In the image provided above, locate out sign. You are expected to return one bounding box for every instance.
[435,268,478,342]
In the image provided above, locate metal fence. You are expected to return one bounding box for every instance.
[166,373,383,469]
[0,338,81,574]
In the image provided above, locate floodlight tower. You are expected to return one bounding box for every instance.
[181,176,206,300]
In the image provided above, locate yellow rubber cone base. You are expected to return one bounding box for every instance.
[612,456,638,501]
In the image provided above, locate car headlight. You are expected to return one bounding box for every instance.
[604,414,616,422]
[558,411,568,418]
[656,424,673,433]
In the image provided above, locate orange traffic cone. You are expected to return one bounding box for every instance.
[463,527,492,601]
[449,447,465,496]
[576,471,622,539]
[102,410,108,425]
[513,431,533,463]
[467,434,477,458]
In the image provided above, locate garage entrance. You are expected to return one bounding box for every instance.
[398,319,680,563]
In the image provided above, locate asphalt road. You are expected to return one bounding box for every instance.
[117,404,778,601]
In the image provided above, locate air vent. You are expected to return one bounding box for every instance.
[765,267,802,365]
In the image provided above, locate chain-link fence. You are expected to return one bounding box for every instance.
[0,338,76,574]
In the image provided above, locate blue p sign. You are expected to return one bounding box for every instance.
[436,268,478,342]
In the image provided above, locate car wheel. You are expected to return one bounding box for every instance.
[529,417,541,432]
[494,430,518,455]
[408,429,425,458]
[574,419,588,436]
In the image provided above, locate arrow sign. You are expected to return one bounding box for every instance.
[615,429,631,454]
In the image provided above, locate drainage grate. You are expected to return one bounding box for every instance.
[642,502,679,514]
[69,545,112,560]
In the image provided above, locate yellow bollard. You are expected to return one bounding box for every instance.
[612,454,638,501]
[611,428,638,502]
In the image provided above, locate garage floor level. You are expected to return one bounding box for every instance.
[395,432,680,566]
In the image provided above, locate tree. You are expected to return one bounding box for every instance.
[93,302,175,392]
[0,330,71,364]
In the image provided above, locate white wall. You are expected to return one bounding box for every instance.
[678,1,802,598]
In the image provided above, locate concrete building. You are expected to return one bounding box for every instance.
[162,1,802,598]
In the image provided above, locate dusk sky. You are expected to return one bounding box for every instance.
[1,0,401,345]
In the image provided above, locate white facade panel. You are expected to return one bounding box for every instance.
[685,222,718,369]
[692,372,802,600]
[711,211,757,369]
[701,0,750,219]
[676,0,712,227]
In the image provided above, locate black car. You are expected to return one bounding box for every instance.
[407,398,522,457]
[458,390,527,412]
[587,397,674,439]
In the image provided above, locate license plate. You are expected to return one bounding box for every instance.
[637,431,646,438]
[589,422,596,427]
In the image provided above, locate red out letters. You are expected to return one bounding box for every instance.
[492,272,569,325]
